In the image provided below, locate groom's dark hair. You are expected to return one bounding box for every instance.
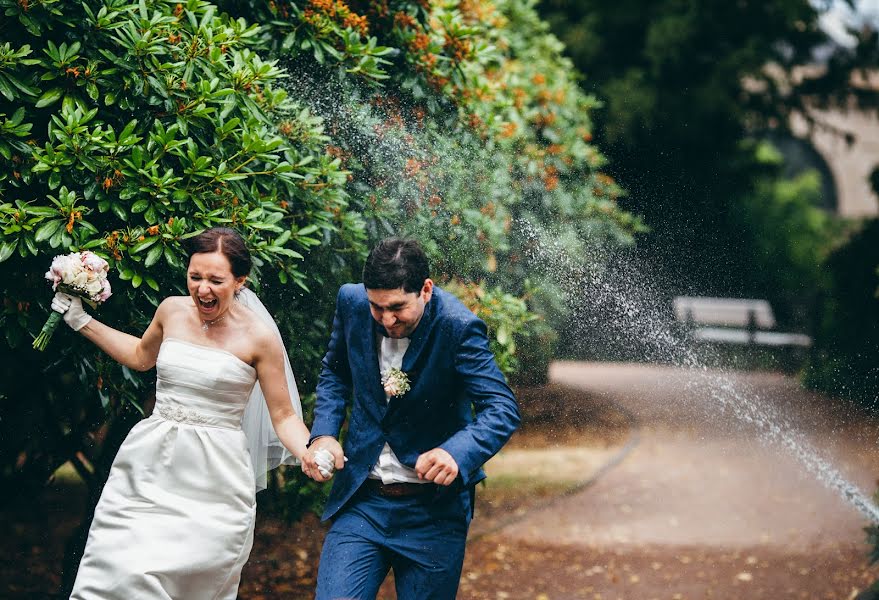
[363,238,429,293]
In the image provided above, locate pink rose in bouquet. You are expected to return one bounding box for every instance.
[33,251,113,350]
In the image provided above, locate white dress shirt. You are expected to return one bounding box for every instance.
[368,336,425,484]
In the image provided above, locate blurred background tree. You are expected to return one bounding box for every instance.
[787,4,879,408]
[536,0,841,336]
[534,0,879,409]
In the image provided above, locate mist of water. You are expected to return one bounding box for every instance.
[281,74,879,524]
[517,218,879,524]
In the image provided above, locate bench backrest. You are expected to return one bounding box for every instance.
[672,296,776,329]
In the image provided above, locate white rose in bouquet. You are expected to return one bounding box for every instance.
[33,251,113,350]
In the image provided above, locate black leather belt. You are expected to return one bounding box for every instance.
[363,478,436,498]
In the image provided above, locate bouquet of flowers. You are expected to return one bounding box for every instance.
[33,251,112,351]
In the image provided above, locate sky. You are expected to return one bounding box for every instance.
[818,0,879,46]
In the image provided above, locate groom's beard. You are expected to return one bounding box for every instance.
[376,316,422,338]
[382,323,409,338]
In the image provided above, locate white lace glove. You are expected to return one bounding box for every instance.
[51,292,92,331]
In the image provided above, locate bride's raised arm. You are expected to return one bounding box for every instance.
[61,293,169,372]
[252,332,311,462]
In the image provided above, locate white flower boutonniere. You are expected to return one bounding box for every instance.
[381,367,411,398]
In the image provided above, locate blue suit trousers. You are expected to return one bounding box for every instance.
[315,484,471,600]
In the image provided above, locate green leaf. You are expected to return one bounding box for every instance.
[144,205,158,224]
[0,76,15,102]
[7,74,40,97]
[111,203,127,221]
[163,245,181,268]
[119,119,138,142]
[48,227,64,248]
[26,207,59,217]
[144,243,163,267]
[0,240,17,263]
[35,88,64,108]
[131,198,150,213]
[118,187,138,200]
[23,235,38,255]
[130,237,158,254]
[34,219,62,242]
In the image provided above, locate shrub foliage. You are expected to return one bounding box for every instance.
[0,0,636,526]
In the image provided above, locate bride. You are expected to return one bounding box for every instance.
[55,227,318,599]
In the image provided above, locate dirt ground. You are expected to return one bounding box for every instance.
[4,362,879,599]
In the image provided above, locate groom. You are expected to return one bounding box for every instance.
[303,238,520,600]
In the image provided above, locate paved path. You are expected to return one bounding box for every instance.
[460,362,879,599]
[500,362,879,551]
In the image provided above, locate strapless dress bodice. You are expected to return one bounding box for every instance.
[154,337,257,429]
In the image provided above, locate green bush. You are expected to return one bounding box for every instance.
[803,219,879,407]
[442,279,558,385]
[0,0,637,531]
[0,0,362,508]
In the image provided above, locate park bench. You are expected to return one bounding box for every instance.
[672,296,812,348]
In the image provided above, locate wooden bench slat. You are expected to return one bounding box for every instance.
[673,296,776,329]
[693,327,812,347]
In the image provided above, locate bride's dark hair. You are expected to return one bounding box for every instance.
[185,227,252,278]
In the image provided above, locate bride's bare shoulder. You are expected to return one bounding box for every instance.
[238,306,279,352]
[159,295,192,309]
[154,296,192,318]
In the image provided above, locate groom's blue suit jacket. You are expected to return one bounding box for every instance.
[311,283,521,521]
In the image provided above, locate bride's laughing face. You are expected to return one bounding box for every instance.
[186,251,245,321]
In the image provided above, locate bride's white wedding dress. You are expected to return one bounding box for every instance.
[71,337,261,600]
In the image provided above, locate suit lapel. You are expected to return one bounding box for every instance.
[401,291,436,374]
[383,293,438,421]
[362,311,388,419]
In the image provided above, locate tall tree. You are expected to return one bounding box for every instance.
[537,0,829,306]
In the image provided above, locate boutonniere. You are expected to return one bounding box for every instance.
[381,367,411,398]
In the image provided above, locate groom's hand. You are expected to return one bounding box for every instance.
[302,437,345,482]
[415,448,458,486]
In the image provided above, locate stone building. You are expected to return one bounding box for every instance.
[789,69,879,218]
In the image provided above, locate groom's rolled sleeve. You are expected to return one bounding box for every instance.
[439,318,520,486]
[311,288,354,443]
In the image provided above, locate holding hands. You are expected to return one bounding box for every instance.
[313,448,337,478]
[302,437,346,482]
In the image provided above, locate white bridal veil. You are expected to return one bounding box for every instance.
[236,287,303,491]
